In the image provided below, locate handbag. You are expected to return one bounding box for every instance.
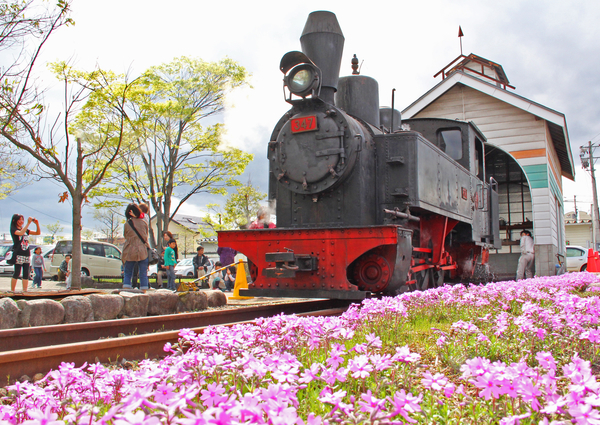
[147,247,160,265]
[128,220,160,265]
[5,249,15,265]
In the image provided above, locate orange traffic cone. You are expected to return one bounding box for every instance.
[229,259,253,300]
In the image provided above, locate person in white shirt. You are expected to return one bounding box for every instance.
[516,230,535,280]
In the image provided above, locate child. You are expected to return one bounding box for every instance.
[210,261,224,290]
[65,256,73,290]
[164,239,177,291]
[139,203,150,225]
[58,254,71,282]
[224,266,236,292]
[31,247,46,288]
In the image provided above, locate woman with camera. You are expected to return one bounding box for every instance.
[8,214,41,292]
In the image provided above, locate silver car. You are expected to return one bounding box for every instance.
[566,246,588,272]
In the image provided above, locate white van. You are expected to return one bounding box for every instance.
[51,240,122,278]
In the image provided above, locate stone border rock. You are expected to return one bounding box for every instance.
[0,290,226,329]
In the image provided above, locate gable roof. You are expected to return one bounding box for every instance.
[402,70,575,180]
[150,214,208,234]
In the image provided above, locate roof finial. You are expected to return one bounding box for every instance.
[351,54,359,75]
[458,26,464,56]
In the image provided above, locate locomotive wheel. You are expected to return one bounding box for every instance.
[415,269,430,291]
[432,269,444,287]
[352,253,391,292]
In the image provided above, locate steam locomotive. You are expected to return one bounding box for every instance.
[217,11,500,299]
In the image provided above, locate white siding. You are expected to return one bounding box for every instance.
[566,223,593,248]
[411,81,566,275]
[415,85,548,154]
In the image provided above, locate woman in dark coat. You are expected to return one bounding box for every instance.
[122,204,149,291]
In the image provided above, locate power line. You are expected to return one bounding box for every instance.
[4,197,70,224]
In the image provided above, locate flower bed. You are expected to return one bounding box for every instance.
[1,273,600,424]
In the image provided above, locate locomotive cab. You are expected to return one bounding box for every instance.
[400,118,501,251]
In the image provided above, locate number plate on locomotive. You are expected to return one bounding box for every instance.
[291,116,318,133]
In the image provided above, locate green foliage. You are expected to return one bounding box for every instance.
[45,220,63,239]
[0,156,30,198]
[204,183,266,231]
[80,56,254,247]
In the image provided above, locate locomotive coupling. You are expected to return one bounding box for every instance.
[264,252,319,278]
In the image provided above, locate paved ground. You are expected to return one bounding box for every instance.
[0,275,69,293]
[0,276,270,306]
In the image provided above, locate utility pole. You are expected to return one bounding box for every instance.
[580,141,600,249]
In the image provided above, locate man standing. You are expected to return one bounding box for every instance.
[516,230,535,280]
[193,246,211,280]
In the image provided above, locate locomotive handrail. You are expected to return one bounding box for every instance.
[480,177,499,213]
[384,208,420,222]
[489,176,499,191]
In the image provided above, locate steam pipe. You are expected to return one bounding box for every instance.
[384,208,420,222]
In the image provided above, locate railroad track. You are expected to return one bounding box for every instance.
[0,299,351,383]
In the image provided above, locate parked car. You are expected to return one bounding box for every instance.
[174,257,214,277]
[0,244,44,276]
[0,244,14,274]
[174,258,195,277]
[148,263,158,278]
[566,245,588,272]
[0,244,55,280]
[0,244,12,260]
[41,246,55,279]
[50,240,122,278]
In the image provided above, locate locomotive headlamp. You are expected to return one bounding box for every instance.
[287,64,318,95]
[280,51,321,101]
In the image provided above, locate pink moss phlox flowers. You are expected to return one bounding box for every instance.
[1,272,599,424]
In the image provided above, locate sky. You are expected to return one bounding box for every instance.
[2,0,600,239]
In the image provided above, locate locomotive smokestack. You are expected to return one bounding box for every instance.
[300,11,344,105]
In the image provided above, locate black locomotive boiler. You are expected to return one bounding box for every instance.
[218,11,501,299]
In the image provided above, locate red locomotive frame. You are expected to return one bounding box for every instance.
[218,226,404,299]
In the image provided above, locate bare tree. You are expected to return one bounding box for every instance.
[93,205,122,244]
[0,1,135,289]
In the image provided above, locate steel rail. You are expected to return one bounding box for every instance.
[0,299,350,352]
[0,301,350,383]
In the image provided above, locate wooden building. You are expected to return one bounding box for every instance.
[402,54,575,278]
[149,214,217,258]
[565,210,594,249]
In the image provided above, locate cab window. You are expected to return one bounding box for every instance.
[438,129,462,160]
